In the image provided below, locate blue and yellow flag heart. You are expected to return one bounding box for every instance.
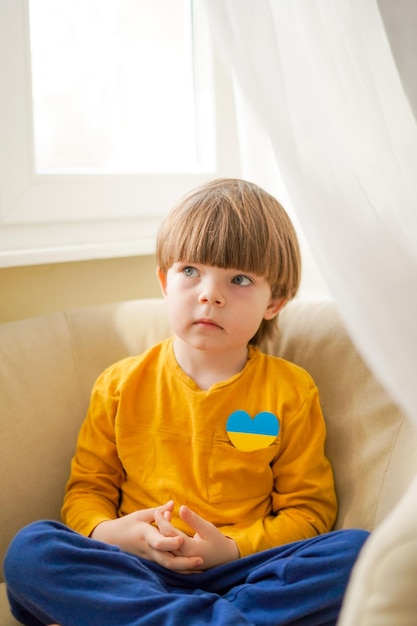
[226,410,280,451]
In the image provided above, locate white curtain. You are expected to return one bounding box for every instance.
[203,0,417,426]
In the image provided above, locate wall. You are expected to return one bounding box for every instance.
[0,255,161,323]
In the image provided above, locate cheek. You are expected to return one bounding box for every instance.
[233,303,266,334]
[164,304,183,335]
[165,294,190,327]
[248,301,273,330]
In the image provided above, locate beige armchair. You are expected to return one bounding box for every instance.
[1,298,417,624]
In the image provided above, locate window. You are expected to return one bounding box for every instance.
[30,0,214,174]
[0,0,241,266]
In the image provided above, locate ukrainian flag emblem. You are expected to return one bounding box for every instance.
[226,410,280,451]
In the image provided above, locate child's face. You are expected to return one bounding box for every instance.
[157,262,285,353]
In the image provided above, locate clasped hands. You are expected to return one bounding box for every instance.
[91,500,239,573]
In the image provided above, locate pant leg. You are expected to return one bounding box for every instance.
[3,521,253,626]
[221,529,369,626]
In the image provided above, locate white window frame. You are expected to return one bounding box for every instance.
[0,0,241,267]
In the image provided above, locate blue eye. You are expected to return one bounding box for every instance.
[183,266,198,277]
[232,275,252,286]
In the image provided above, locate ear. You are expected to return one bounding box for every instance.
[263,297,287,320]
[156,267,168,298]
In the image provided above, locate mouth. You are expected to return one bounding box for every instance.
[194,318,223,330]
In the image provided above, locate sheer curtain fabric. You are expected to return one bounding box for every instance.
[204,0,417,426]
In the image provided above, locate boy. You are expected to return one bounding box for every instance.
[4,179,368,625]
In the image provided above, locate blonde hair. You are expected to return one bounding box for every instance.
[157,178,301,344]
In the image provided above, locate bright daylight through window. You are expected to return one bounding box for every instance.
[29,0,215,174]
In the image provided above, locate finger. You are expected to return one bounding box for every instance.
[150,500,175,523]
[155,551,204,573]
[148,529,184,553]
[146,525,184,552]
[154,511,187,539]
[134,500,175,524]
[179,505,212,537]
[155,500,175,514]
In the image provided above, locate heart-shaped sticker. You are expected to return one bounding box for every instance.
[226,410,279,451]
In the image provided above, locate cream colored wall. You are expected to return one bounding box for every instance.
[0,255,162,323]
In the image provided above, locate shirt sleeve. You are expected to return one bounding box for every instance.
[218,385,337,558]
[61,366,125,536]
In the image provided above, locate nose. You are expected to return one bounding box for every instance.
[198,279,225,306]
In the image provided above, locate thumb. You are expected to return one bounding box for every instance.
[156,499,175,513]
[138,500,174,523]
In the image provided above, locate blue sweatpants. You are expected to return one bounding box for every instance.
[4,521,368,626]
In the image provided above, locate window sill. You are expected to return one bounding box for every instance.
[0,224,157,268]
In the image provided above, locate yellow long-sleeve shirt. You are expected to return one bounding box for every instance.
[62,338,337,558]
